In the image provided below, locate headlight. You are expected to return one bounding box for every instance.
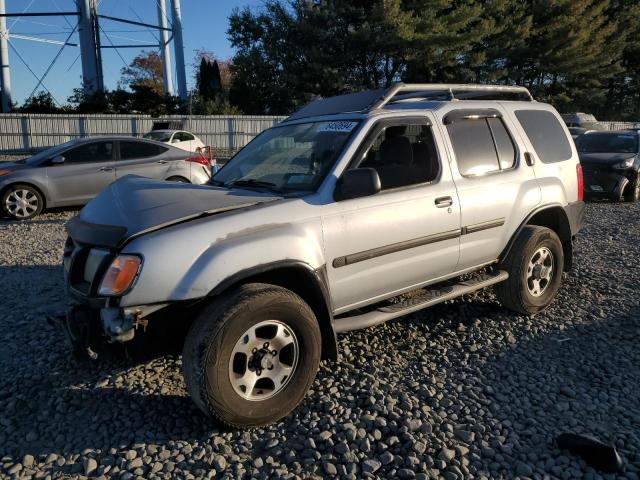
[613,158,635,170]
[98,255,142,296]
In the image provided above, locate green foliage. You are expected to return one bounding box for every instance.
[228,0,640,118]
[66,86,182,115]
[18,91,65,113]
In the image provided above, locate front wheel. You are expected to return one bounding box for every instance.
[495,226,564,315]
[2,184,44,219]
[182,283,321,428]
[624,174,640,202]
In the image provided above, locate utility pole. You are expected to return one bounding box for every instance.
[170,0,187,102]
[77,0,101,95]
[0,0,12,112]
[157,0,173,96]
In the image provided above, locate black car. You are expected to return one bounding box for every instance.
[576,131,640,202]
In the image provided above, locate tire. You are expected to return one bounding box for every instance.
[495,226,564,315]
[182,283,322,428]
[1,183,44,220]
[624,174,640,202]
[167,176,190,183]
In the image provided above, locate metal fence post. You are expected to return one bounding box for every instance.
[20,116,29,151]
[227,117,235,152]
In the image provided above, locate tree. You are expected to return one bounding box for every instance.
[18,91,64,113]
[228,0,488,114]
[197,57,223,102]
[120,50,164,95]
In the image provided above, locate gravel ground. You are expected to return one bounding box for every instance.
[0,202,639,480]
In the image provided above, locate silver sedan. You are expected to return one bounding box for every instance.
[0,136,212,219]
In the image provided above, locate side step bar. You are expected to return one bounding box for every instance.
[334,270,509,333]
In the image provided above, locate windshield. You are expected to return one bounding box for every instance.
[213,120,360,193]
[143,131,172,142]
[20,140,78,165]
[576,133,638,153]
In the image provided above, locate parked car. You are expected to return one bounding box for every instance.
[568,126,593,139]
[61,83,584,427]
[561,112,602,131]
[576,130,640,202]
[143,129,206,153]
[0,136,211,219]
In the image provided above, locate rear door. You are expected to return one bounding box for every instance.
[505,107,580,203]
[45,140,116,205]
[115,140,171,180]
[436,107,541,270]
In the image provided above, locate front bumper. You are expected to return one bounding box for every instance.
[582,167,635,199]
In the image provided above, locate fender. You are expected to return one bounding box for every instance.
[208,260,338,361]
[499,203,579,270]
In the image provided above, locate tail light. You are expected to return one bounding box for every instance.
[186,153,210,168]
[576,163,584,201]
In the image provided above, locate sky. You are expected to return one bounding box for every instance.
[4,0,263,106]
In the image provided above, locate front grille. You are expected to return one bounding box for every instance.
[64,236,114,296]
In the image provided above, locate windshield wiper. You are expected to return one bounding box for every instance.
[228,179,284,193]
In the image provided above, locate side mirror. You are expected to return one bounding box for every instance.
[51,155,65,164]
[334,167,381,201]
[172,138,180,143]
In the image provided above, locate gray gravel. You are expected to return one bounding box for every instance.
[0,202,639,479]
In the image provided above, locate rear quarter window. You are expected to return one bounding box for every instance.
[515,110,572,163]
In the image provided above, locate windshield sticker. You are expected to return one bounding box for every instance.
[318,121,358,133]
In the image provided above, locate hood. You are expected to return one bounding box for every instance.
[0,161,32,172]
[66,175,281,248]
[578,152,637,165]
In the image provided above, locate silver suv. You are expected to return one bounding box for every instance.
[61,84,585,427]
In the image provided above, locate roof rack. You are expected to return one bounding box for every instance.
[284,82,534,122]
[371,83,534,110]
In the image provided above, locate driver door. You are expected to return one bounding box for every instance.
[322,117,461,312]
[46,140,116,206]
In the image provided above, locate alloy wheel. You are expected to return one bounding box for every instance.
[526,246,554,297]
[228,320,299,401]
[5,189,39,219]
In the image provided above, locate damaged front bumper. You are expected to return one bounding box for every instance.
[53,302,167,359]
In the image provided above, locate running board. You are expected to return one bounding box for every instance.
[334,270,509,333]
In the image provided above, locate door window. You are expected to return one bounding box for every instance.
[447,117,516,176]
[178,132,195,141]
[358,123,440,190]
[119,141,167,160]
[63,141,114,163]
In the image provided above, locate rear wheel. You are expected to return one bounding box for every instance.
[2,184,43,219]
[182,283,321,428]
[495,226,564,315]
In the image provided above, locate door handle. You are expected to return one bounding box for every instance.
[524,152,535,166]
[156,160,168,164]
[99,166,114,171]
[435,196,453,208]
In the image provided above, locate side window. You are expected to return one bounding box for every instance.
[181,132,195,141]
[515,110,572,163]
[119,141,168,160]
[63,141,113,163]
[447,117,516,176]
[358,123,440,190]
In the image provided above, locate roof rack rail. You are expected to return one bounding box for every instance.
[370,83,534,110]
[284,82,534,122]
